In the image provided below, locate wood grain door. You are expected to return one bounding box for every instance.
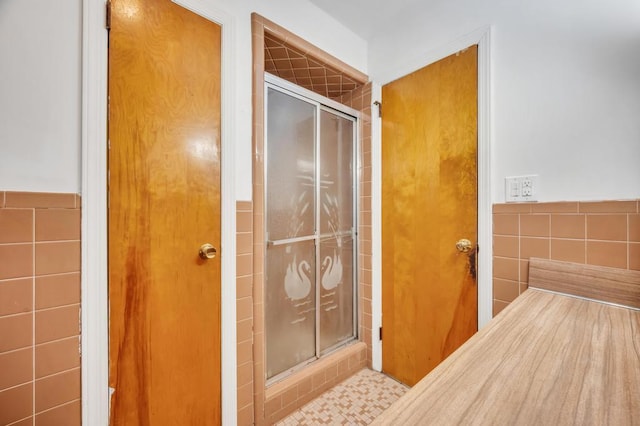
[108,0,221,424]
[381,46,478,387]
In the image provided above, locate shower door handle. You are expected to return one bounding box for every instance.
[199,243,217,260]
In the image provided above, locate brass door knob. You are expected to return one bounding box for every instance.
[455,239,473,253]
[199,243,217,259]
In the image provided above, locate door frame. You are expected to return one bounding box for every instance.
[371,27,493,371]
[81,0,237,424]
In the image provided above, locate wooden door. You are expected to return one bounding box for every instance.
[108,0,221,424]
[381,46,478,387]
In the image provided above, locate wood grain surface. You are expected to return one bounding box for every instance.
[381,46,478,386]
[529,257,640,309]
[372,289,640,425]
[108,0,222,424]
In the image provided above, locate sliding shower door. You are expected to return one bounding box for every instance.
[265,77,357,381]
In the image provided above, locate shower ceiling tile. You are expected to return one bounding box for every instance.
[264,32,363,99]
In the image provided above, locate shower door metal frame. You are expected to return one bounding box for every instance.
[264,72,360,384]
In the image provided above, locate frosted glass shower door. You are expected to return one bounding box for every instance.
[319,109,355,354]
[265,81,357,381]
[265,88,317,379]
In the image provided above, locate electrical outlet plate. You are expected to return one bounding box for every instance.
[505,175,538,202]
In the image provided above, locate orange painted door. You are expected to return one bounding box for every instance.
[381,46,478,386]
[108,0,221,424]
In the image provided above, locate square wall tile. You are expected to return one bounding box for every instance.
[586,241,627,269]
[493,214,518,236]
[35,337,80,378]
[35,273,81,310]
[493,257,519,281]
[493,279,519,302]
[0,347,33,390]
[520,237,550,259]
[493,236,518,258]
[550,239,586,264]
[550,214,585,239]
[0,209,33,243]
[35,368,81,413]
[35,241,81,276]
[35,400,81,426]
[520,215,550,237]
[0,313,33,352]
[492,300,509,316]
[35,305,80,344]
[0,382,33,425]
[0,278,33,316]
[586,214,627,241]
[35,209,81,242]
[0,244,33,280]
[237,211,252,233]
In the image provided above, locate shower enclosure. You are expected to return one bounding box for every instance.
[264,74,358,382]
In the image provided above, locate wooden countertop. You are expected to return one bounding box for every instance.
[372,288,640,425]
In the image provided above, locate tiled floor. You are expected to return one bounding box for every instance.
[276,368,409,425]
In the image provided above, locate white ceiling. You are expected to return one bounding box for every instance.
[307,0,424,40]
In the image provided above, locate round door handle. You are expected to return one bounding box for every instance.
[455,239,473,253]
[199,243,217,260]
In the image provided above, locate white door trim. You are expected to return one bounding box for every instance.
[371,26,493,371]
[81,0,237,424]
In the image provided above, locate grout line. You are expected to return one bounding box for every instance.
[6,415,32,426]
[31,207,35,426]
[0,241,33,247]
[0,310,33,321]
[34,302,81,314]
[33,334,80,349]
[33,397,81,417]
[29,271,81,280]
[32,239,82,245]
[34,366,81,384]
[0,376,34,393]
[548,216,552,266]
[517,214,521,290]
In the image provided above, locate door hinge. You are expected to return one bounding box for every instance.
[106,0,112,30]
[379,326,383,341]
[373,101,382,118]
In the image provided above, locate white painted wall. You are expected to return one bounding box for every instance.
[0,0,82,193]
[368,0,640,202]
[0,0,366,199]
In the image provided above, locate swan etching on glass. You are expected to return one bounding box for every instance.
[321,251,343,290]
[284,255,311,300]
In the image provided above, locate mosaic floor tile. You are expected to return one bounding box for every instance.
[276,368,408,425]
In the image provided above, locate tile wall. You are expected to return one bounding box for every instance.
[492,199,640,315]
[236,201,254,425]
[339,83,374,366]
[0,191,81,426]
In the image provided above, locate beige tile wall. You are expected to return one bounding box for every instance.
[0,191,81,426]
[338,84,373,366]
[492,199,640,315]
[236,201,254,425]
